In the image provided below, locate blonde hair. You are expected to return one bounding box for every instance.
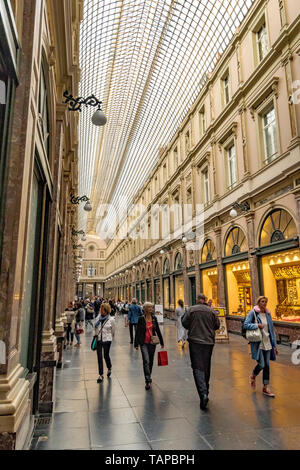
[143,302,153,311]
[256,296,268,306]
[101,303,111,315]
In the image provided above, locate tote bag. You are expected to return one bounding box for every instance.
[157,350,168,366]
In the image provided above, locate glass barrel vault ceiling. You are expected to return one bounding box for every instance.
[78,0,255,237]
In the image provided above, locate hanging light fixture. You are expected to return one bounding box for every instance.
[63,91,107,127]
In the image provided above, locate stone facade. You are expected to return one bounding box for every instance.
[0,0,82,449]
[103,0,300,341]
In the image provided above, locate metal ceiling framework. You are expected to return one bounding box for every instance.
[78,0,255,238]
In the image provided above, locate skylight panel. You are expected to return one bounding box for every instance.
[78,0,256,234]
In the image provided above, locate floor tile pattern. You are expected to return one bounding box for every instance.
[30,316,300,450]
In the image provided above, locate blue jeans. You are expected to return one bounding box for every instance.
[140,343,156,382]
[253,349,271,385]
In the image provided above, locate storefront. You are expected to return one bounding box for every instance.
[202,267,219,306]
[258,208,300,324]
[163,277,170,308]
[261,248,300,322]
[136,283,140,303]
[224,227,251,316]
[174,275,185,305]
[225,260,252,316]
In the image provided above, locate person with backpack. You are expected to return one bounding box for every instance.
[94,302,116,383]
[182,294,220,410]
[175,299,187,349]
[243,296,278,397]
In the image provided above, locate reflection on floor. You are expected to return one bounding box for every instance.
[30,316,300,450]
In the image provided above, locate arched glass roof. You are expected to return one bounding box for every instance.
[78,0,255,237]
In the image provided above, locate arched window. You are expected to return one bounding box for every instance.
[38,62,50,157]
[201,239,216,263]
[154,262,160,276]
[225,227,248,256]
[136,270,140,281]
[163,258,170,274]
[259,209,297,246]
[174,252,183,270]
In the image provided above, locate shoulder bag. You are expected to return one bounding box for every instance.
[150,318,160,345]
[246,311,262,343]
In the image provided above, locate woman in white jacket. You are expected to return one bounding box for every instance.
[94,302,116,383]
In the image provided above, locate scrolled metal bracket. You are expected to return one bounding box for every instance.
[63,90,102,112]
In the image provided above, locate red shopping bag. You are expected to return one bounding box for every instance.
[157,350,168,366]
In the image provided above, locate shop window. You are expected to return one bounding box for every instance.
[262,249,300,324]
[175,275,185,305]
[201,239,216,263]
[163,278,169,308]
[202,267,219,307]
[225,227,248,256]
[259,209,297,247]
[226,261,252,316]
[174,252,183,271]
[163,258,170,274]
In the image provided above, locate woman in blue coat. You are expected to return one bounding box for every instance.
[244,296,278,397]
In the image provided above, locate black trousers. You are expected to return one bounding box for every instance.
[96,341,112,376]
[66,323,74,343]
[140,343,156,382]
[129,323,137,343]
[189,342,214,397]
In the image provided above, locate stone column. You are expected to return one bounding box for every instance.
[0,0,37,449]
[246,211,260,303]
[215,227,226,308]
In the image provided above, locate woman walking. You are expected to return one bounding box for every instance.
[244,296,278,397]
[94,302,115,383]
[134,302,164,390]
[175,299,187,349]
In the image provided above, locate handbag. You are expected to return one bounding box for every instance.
[150,334,160,345]
[158,350,168,366]
[246,311,262,343]
[91,335,98,351]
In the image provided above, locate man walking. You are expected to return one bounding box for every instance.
[128,298,143,344]
[182,294,220,410]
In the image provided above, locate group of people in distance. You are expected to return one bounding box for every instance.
[65,293,278,411]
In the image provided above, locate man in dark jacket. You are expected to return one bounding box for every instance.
[128,298,143,344]
[182,293,220,410]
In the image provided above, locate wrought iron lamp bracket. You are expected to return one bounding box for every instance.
[63,90,102,112]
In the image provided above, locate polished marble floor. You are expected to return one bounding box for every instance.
[30,316,300,450]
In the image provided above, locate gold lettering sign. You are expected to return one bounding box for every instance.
[274,266,300,280]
